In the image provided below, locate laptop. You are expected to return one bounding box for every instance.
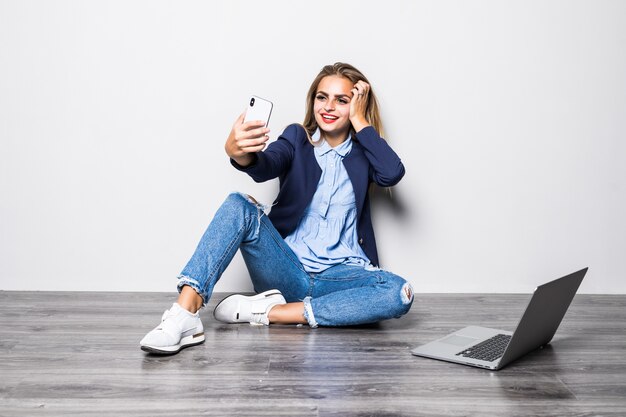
[411,268,588,370]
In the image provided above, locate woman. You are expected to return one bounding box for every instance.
[140,62,413,354]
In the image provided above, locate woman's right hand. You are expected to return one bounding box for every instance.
[224,113,270,167]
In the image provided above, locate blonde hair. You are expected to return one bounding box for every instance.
[302,62,384,145]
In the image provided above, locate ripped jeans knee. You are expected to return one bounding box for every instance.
[401,281,414,305]
[230,192,271,238]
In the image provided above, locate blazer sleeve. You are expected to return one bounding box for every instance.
[355,126,405,186]
[230,124,298,183]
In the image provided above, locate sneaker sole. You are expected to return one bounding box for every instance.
[213,289,283,323]
[140,332,205,355]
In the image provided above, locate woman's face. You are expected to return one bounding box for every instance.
[313,75,354,142]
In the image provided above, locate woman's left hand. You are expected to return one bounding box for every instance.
[350,80,371,132]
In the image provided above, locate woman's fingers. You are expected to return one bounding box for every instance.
[226,137,268,158]
[239,124,270,139]
[239,142,267,153]
[349,81,371,131]
[225,114,269,158]
[352,80,370,98]
[234,128,269,154]
[351,81,370,117]
[233,114,267,136]
[237,135,269,149]
[351,82,369,110]
[233,112,246,126]
[241,119,267,131]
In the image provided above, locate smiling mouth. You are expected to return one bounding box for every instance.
[321,114,338,123]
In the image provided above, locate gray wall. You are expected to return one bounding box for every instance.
[2,1,625,294]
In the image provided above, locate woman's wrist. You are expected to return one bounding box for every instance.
[351,117,370,133]
[231,153,255,168]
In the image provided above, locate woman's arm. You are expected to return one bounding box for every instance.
[224,113,270,167]
[350,81,405,187]
[226,117,297,183]
[355,127,405,187]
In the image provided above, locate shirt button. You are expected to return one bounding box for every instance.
[359,238,364,245]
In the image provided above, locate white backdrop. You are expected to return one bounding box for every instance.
[1,1,625,294]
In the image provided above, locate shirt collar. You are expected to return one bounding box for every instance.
[312,128,352,158]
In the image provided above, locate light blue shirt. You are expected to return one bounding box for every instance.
[285,129,371,273]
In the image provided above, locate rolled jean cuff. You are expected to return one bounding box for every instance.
[177,275,207,307]
[302,296,318,328]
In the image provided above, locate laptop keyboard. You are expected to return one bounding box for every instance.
[456,333,512,362]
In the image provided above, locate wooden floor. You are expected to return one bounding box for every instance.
[0,291,625,416]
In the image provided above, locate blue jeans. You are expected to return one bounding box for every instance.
[177,192,414,327]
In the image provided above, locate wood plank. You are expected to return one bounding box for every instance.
[1,291,625,416]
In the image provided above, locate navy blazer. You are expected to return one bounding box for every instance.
[231,124,405,267]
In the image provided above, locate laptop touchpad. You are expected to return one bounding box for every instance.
[440,334,478,347]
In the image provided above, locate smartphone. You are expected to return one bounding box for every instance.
[243,95,273,127]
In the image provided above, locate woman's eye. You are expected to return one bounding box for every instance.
[338,98,348,104]
[316,95,326,101]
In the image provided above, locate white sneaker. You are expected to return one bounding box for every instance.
[213,289,286,326]
[140,303,205,354]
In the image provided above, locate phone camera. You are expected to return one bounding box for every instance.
[250,97,255,107]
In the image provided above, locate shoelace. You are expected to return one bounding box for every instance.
[156,309,175,330]
[249,309,271,325]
